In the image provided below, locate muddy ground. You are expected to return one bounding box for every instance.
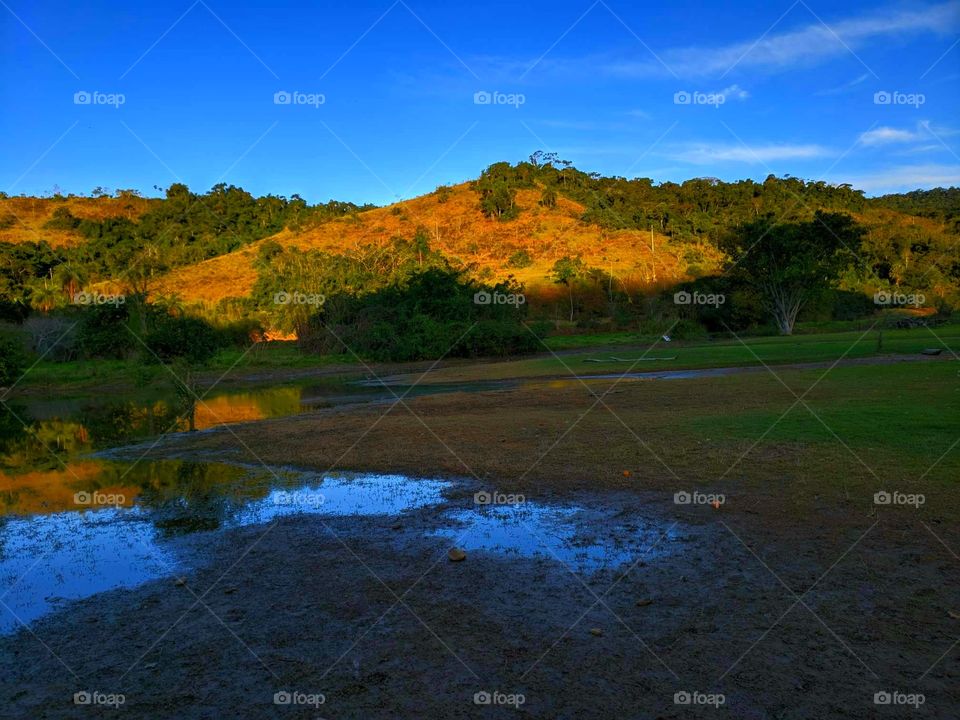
[2,481,957,719]
[2,367,958,718]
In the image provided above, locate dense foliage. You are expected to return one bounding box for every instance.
[0,160,957,365]
[300,268,537,361]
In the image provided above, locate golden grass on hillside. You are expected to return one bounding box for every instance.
[156,183,724,305]
[0,196,157,248]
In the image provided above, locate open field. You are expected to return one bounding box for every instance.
[3,352,957,718]
[122,356,960,518]
[12,323,960,398]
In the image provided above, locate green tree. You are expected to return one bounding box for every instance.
[722,212,862,334]
[551,256,585,322]
[0,331,26,387]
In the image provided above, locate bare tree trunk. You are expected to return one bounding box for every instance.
[765,283,806,335]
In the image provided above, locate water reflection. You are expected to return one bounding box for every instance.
[433,504,676,571]
[0,380,678,636]
[0,468,450,633]
[0,385,310,516]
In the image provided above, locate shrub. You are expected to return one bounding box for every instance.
[0,331,26,386]
[76,304,133,359]
[23,316,77,361]
[300,268,533,362]
[43,207,80,231]
[507,249,533,268]
[144,314,221,364]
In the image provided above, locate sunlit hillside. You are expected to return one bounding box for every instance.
[154,183,721,306]
[0,195,158,247]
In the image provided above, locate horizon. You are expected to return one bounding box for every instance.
[2,0,959,205]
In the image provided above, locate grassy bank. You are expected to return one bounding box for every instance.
[413,325,960,383]
[134,359,959,522]
[12,323,959,397]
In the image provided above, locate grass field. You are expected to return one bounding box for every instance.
[13,323,960,396]
[413,324,960,383]
[144,357,959,523]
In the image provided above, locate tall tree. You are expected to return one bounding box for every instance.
[722,212,862,335]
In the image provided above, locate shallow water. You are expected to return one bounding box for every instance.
[0,462,677,634]
[434,503,675,571]
[1,377,676,635]
[0,469,450,633]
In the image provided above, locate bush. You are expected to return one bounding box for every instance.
[831,290,876,320]
[43,207,80,231]
[76,304,133,359]
[0,331,26,386]
[300,268,533,362]
[455,320,539,357]
[144,314,222,364]
[507,249,533,268]
[23,316,77,361]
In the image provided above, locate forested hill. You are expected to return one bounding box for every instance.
[0,156,957,316]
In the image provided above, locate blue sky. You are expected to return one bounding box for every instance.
[2,0,959,204]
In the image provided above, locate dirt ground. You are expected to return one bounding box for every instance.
[2,487,957,719]
[2,371,958,718]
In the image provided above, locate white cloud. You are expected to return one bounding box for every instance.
[669,142,829,164]
[717,84,750,101]
[858,126,923,145]
[857,121,957,147]
[598,2,960,78]
[816,73,871,96]
[842,163,960,194]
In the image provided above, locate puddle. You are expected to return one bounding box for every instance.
[433,503,676,571]
[0,380,677,636]
[0,509,175,633]
[0,467,450,634]
[231,473,448,525]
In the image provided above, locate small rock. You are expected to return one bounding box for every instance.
[949,610,960,620]
[174,577,187,587]
[448,548,467,562]
[391,523,402,531]
[589,628,603,637]
[636,598,654,607]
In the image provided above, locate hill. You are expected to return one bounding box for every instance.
[154,183,709,305]
[1,160,958,328]
[0,194,157,247]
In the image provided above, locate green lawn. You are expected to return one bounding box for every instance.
[415,325,960,383]
[687,361,958,466]
[14,323,960,394]
[15,342,353,395]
